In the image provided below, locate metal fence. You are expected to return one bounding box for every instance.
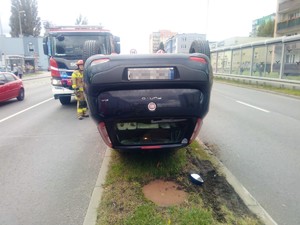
[211,34,300,83]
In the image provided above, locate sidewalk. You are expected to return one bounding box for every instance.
[22,71,51,81]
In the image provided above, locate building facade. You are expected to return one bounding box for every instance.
[149,30,177,53]
[275,0,300,37]
[212,37,270,49]
[251,13,276,37]
[165,33,206,53]
[0,36,48,72]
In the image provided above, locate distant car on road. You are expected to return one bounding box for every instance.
[0,72,25,102]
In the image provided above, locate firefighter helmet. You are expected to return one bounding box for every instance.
[76,60,84,65]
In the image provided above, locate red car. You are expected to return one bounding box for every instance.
[0,72,25,102]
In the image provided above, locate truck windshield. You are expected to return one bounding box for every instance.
[52,34,109,58]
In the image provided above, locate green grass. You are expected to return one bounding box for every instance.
[105,149,187,185]
[97,142,262,225]
[214,76,300,97]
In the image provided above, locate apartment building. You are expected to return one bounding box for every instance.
[275,0,300,37]
[164,33,206,53]
[251,13,276,37]
[149,30,177,53]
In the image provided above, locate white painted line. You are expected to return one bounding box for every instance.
[0,97,54,123]
[236,100,270,113]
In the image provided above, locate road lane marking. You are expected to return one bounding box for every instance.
[236,101,270,113]
[0,97,54,123]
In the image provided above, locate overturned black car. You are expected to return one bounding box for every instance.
[83,52,213,151]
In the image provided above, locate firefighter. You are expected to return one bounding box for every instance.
[71,59,89,120]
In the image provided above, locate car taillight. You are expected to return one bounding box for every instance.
[91,58,110,66]
[189,56,207,64]
[97,122,112,148]
[189,118,203,144]
[49,58,60,77]
[141,146,162,150]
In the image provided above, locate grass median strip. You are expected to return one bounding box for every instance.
[214,76,300,97]
[96,141,263,225]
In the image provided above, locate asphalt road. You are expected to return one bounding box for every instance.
[0,75,106,225]
[200,82,300,225]
[1,76,299,225]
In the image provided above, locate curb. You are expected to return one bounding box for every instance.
[220,164,278,225]
[83,148,111,225]
[22,74,51,81]
[197,138,278,225]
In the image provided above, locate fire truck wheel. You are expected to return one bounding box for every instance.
[59,96,71,105]
[83,40,104,62]
[189,40,211,59]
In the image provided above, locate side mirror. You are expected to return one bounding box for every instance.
[113,36,121,54]
[43,37,49,55]
[57,35,65,41]
[113,36,120,43]
[0,80,5,85]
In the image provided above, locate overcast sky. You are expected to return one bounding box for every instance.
[0,0,277,53]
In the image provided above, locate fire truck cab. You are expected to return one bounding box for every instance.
[43,25,120,105]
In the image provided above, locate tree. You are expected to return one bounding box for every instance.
[257,20,275,37]
[75,14,88,25]
[43,20,53,30]
[42,20,54,34]
[9,0,41,37]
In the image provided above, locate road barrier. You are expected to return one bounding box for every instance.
[214,73,300,91]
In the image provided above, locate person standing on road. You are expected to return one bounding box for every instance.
[71,60,89,120]
[12,64,18,76]
[17,65,23,79]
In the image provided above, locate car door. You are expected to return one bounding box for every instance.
[5,73,20,99]
[0,73,9,101]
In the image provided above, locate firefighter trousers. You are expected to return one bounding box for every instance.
[75,91,88,117]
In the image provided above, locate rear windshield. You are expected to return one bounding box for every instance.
[108,119,194,146]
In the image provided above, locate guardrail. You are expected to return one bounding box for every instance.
[214,73,300,91]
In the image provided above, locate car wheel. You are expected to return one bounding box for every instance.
[189,40,211,59]
[83,40,104,62]
[17,88,25,101]
[59,96,71,105]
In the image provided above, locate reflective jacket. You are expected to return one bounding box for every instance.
[71,70,84,91]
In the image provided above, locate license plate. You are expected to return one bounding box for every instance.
[128,67,174,80]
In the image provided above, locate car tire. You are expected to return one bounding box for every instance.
[83,40,104,62]
[59,96,71,105]
[189,40,211,59]
[17,88,25,101]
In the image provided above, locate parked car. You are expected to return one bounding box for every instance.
[0,66,11,72]
[0,72,25,102]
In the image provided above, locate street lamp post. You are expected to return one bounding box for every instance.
[18,10,25,37]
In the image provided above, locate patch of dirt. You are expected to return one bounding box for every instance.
[183,146,258,222]
[142,180,187,207]
[142,146,259,223]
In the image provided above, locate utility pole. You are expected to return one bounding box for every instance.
[18,10,25,37]
[0,16,3,36]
